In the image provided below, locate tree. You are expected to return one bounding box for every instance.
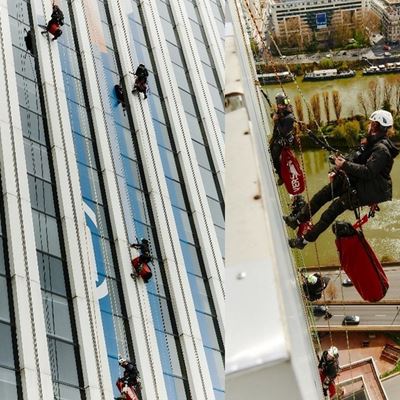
[382,78,393,112]
[393,77,400,116]
[332,91,342,121]
[310,93,322,126]
[285,17,302,49]
[324,282,337,301]
[250,38,259,59]
[322,92,330,123]
[319,58,334,69]
[294,95,304,123]
[357,92,369,118]
[344,120,361,147]
[368,80,380,111]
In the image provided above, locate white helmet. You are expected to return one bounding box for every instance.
[369,110,393,127]
[328,346,339,358]
[118,356,127,365]
[307,274,318,285]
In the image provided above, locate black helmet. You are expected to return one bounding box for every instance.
[275,92,289,106]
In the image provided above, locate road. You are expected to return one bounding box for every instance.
[311,267,400,303]
[313,304,400,329]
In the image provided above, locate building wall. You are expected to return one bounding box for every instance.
[270,0,366,44]
[0,0,224,399]
[370,0,400,42]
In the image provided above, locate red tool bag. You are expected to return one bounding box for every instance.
[333,221,388,302]
[116,379,139,400]
[319,371,336,398]
[48,22,60,36]
[131,257,152,283]
[280,147,305,195]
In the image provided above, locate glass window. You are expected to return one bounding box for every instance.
[37,252,67,296]
[172,207,194,243]
[164,374,188,400]
[165,178,186,210]
[198,166,219,199]
[28,175,56,217]
[55,384,82,400]
[196,312,219,349]
[166,42,184,67]
[24,139,51,182]
[19,107,46,145]
[188,273,212,314]
[207,197,224,228]
[154,330,183,376]
[48,339,79,386]
[179,240,202,276]
[171,63,190,93]
[191,140,209,168]
[159,147,180,180]
[15,73,41,114]
[148,294,174,333]
[127,185,150,225]
[153,119,172,150]
[0,323,15,368]
[67,101,91,138]
[179,88,197,116]
[122,157,141,189]
[0,241,5,276]
[0,277,10,323]
[43,293,73,341]
[185,113,204,142]
[0,368,18,400]
[204,347,225,391]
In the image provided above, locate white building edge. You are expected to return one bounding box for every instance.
[226,1,323,399]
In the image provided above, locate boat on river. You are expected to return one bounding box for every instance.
[258,71,294,84]
[303,69,356,81]
[363,62,400,75]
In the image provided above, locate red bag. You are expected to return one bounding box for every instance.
[334,222,388,302]
[48,22,60,36]
[131,257,152,283]
[319,371,336,398]
[280,147,305,195]
[116,379,139,400]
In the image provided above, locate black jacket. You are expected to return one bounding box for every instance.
[272,107,295,144]
[123,362,139,386]
[135,65,149,81]
[342,136,399,205]
[318,351,339,380]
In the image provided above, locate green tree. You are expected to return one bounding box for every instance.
[319,58,334,69]
[344,120,361,146]
[332,123,345,139]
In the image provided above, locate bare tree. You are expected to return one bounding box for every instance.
[368,80,380,111]
[294,95,304,123]
[382,77,394,112]
[325,282,337,301]
[332,91,342,121]
[285,17,302,48]
[310,94,322,126]
[393,77,400,116]
[357,92,368,118]
[322,91,330,123]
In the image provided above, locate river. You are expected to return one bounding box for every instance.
[293,150,400,266]
[266,72,400,122]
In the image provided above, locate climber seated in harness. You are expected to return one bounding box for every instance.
[116,356,141,400]
[319,346,340,397]
[130,238,153,283]
[132,64,149,99]
[270,92,296,185]
[41,4,64,41]
[302,273,329,302]
[284,109,399,249]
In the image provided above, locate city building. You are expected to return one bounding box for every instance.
[0,0,224,399]
[269,0,367,46]
[370,0,400,42]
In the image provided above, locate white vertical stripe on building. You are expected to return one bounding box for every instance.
[28,1,114,398]
[0,2,54,399]
[167,0,226,189]
[107,0,216,398]
[194,0,224,87]
[70,1,168,399]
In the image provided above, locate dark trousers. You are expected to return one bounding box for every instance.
[270,140,283,178]
[298,174,355,242]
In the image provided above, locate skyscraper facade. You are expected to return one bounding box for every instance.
[0,0,224,399]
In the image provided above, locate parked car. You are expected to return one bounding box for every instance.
[342,315,360,326]
[313,305,328,316]
[342,278,353,287]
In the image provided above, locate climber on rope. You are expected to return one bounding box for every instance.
[302,273,330,302]
[116,356,141,400]
[270,92,296,185]
[132,64,149,100]
[41,4,64,41]
[318,346,340,398]
[24,29,34,55]
[130,238,153,283]
[115,83,126,109]
[284,109,399,249]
